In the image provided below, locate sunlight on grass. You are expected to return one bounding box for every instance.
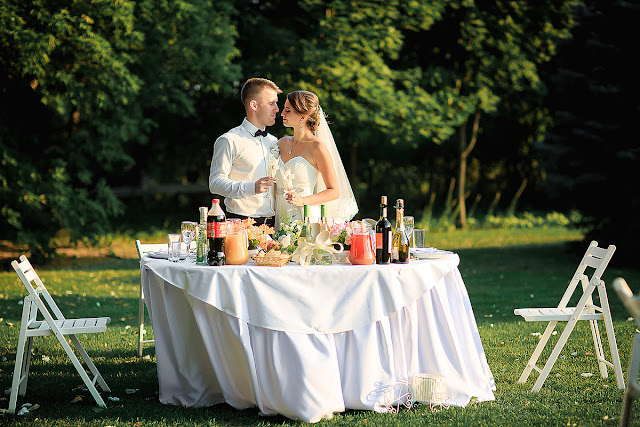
[0,227,639,426]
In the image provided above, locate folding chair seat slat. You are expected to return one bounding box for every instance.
[514,241,623,392]
[9,255,111,413]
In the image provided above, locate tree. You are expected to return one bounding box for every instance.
[541,0,639,262]
[0,0,240,260]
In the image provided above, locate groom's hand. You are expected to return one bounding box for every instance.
[255,176,276,194]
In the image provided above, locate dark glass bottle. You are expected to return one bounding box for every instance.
[207,199,226,266]
[375,196,392,264]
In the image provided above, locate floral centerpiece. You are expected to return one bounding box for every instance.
[272,211,303,254]
[237,218,280,251]
[328,221,353,248]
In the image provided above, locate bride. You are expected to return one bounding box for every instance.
[274,90,358,229]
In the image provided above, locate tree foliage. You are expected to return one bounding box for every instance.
[1,0,239,260]
[3,0,629,261]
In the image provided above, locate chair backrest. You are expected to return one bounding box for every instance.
[11,255,65,321]
[614,278,640,328]
[135,239,167,260]
[557,241,615,309]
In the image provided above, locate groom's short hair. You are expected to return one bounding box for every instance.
[241,78,282,107]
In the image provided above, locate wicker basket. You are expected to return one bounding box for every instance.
[252,254,292,267]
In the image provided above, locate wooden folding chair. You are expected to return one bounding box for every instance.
[514,241,624,392]
[135,239,165,357]
[9,255,111,413]
[613,278,640,427]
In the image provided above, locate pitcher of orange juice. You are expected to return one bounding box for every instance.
[224,219,249,265]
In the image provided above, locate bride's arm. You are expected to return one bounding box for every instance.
[290,140,341,206]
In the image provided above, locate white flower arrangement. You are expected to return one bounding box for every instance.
[273,210,303,253]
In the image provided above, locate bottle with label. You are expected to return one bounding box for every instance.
[375,196,392,264]
[207,199,226,266]
[297,204,311,246]
[320,204,328,231]
[196,206,208,265]
[392,198,410,263]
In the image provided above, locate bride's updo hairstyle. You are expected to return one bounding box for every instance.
[287,90,322,133]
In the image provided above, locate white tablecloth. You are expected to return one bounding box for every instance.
[141,256,495,423]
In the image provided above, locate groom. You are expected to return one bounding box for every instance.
[209,77,281,227]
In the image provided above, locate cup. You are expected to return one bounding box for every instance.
[413,229,426,248]
[168,233,182,262]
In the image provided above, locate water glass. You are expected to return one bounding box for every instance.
[168,233,182,262]
[413,229,427,248]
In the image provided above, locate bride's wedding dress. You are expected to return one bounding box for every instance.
[273,107,358,231]
[274,156,319,229]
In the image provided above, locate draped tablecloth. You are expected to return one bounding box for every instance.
[141,255,495,423]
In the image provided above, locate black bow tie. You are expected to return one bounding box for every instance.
[254,129,268,137]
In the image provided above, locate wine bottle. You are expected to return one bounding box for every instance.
[207,199,226,266]
[375,196,392,264]
[298,204,311,246]
[320,204,328,231]
[196,206,208,265]
[392,198,410,263]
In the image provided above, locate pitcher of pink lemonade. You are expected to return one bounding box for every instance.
[224,219,249,265]
[349,221,375,265]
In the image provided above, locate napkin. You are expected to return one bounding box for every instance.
[410,247,454,258]
[147,249,187,260]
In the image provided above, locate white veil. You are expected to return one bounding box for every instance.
[315,107,358,222]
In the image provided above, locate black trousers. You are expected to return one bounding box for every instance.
[224,211,275,228]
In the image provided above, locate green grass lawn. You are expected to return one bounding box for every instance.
[0,227,639,426]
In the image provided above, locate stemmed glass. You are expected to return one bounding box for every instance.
[403,216,415,247]
[266,158,279,199]
[181,221,197,262]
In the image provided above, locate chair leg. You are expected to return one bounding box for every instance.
[69,335,111,393]
[53,331,107,408]
[619,334,640,427]
[9,301,31,413]
[588,319,609,378]
[518,320,558,384]
[138,285,145,357]
[598,284,625,389]
[19,337,33,395]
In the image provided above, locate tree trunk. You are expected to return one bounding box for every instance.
[457,109,481,229]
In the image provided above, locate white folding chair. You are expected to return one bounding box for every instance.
[9,255,111,413]
[135,239,165,357]
[613,277,640,427]
[514,241,624,392]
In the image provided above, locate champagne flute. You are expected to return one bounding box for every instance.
[403,216,415,247]
[266,157,279,199]
[181,221,197,262]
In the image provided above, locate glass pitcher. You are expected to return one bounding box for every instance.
[224,219,249,265]
[348,221,375,265]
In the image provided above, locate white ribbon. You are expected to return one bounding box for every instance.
[292,230,343,266]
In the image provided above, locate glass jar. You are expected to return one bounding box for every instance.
[348,221,375,265]
[224,219,249,265]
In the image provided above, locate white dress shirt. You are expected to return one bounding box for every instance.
[209,118,277,217]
